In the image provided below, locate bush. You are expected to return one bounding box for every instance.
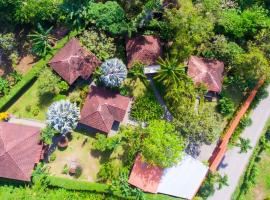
[50,153,57,162]
[31,105,40,116]
[62,164,68,174]
[218,96,235,116]
[79,28,116,61]
[0,77,10,96]
[130,92,164,122]
[84,1,128,35]
[75,166,83,178]
[97,162,115,183]
[41,126,58,145]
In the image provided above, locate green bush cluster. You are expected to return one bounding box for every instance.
[79,28,116,61]
[130,92,164,122]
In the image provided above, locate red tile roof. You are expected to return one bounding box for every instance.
[188,56,224,93]
[80,86,130,133]
[128,155,163,193]
[126,35,162,68]
[49,38,101,85]
[0,122,42,181]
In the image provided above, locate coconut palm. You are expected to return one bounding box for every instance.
[155,57,189,87]
[28,23,55,57]
[128,61,147,85]
[237,137,252,153]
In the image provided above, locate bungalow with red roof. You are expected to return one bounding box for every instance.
[79,86,131,133]
[0,122,43,181]
[128,154,209,200]
[48,38,101,85]
[187,56,224,99]
[126,35,162,69]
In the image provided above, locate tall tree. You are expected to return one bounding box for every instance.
[141,120,186,168]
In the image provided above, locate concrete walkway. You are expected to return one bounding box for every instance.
[9,117,46,128]
[208,85,270,200]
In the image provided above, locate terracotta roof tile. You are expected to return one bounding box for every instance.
[80,86,130,133]
[128,155,163,193]
[49,38,101,85]
[126,35,162,68]
[0,122,42,181]
[188,56,224,93]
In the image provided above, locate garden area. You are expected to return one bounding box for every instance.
[1,0,270,199]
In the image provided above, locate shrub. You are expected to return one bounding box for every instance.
[97,162,115,183]
[41,126,58,145]
[47,100,80,135]
[130,92,164,122]
[100,58,127,88]
[50,153,57,162]
[75,166,83,178]
[57,81,69,94]
[37,68,61,97]
[84,1,128,35]
[62,164,69,174]
[0,77,10,96]
[79,28,116,61]
[218,96,235,116]
[68,90,82,105]
[31,105,40,116]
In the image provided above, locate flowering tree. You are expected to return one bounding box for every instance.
[100,58,127,88]
[46,100,80,135]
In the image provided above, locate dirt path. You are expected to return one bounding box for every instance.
[16,55,36,74]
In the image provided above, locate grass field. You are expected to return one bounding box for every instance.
[7,80,55,120]
[46,131,109,182]
[241,147,270,200]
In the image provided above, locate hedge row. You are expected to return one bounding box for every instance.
[48,176,180,200]
[0,30,79,111]
[48,176,134,200]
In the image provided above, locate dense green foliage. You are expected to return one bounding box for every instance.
[130,92,164,122]
[79,28,116,61]
[84,1,128,35]
[141,120,185,167]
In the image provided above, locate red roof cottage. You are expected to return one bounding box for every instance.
[126,35,162,69]
[49,38,101,85]
[128,154,209,200]
[0,122,43,181]
[188,56,224,96]
[79,86,131,133]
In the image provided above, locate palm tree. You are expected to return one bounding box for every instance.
[155,57,188,87]
[28,23,55,57]
[237,138,252,153]
[128,61,147,85]
[217,174,229,190]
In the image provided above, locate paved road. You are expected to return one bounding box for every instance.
[208,86,270,200]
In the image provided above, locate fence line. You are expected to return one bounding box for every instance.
[209,79,265,172]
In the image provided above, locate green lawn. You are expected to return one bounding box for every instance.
[241,148,270,200]
[7,80,55,120]
[46,131,110,182]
